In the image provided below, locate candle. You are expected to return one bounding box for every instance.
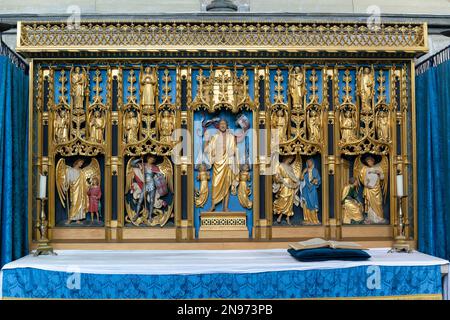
[396,174,404,197]
[39,174,47,199]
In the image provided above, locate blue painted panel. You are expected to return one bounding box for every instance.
[158,68,177,104]
[269,69,288,104]
[193,110,254,238]
[305,68,323,104]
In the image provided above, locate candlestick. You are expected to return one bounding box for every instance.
[39,174,47,199]
[396,174,404,197]
[389,195,411,253]
[34,197,56,256]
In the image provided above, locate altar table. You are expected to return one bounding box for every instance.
[1,249,448,299]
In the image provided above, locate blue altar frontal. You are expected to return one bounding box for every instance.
[1,249,448,300]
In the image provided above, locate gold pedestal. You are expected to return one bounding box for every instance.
[390,195,411,253]
[34,197,56,256]
[390,235,412,253]
[34,240,56,256]
[200,211,247,231]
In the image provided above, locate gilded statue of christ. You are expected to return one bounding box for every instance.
[205,119,239,212]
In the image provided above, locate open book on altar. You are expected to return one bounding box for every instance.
[288,238,367,251]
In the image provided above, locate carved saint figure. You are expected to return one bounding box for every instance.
[204,119,239,212]
[300,159,321,225]
[159,110,175,143]
[123,110,139,143]
[89,110,105,143]
[358,67,375,113]
[340,110,357,143]
[54,109,70,143]
[87,176,102,224]
[376,110,390,141]
[56,158,101,224]
[125,155,173,226]
[354,156,388,224]
[289,67,305,110]
[71,66,87,111]
[271,109,288,144]
[273,155,302,225]
[307,110,321,142]
[234,164,253,209]
[140,67,157,113]
[342,177,364,224]
[195,164,210,208]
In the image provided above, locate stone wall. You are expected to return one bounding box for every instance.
[1,0,449,15]
[1,0,449,59]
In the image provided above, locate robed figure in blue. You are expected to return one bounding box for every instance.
[300,158,321,225]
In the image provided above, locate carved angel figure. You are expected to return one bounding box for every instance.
[125,155,173,227]
[354,155,388,224]
[233,164,252,209]
[56,158,101,224]
[271,109,288,144]
[140,67,157,113]
[273,155,302,225]
[195,163,210,208]
[289,67,305,110]
[159,110,175,143]
[357,67,375,113]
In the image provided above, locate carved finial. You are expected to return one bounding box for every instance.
[206,0,238,12]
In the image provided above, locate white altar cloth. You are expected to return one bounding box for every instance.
[1,248,448,275]
[1,248,448,299]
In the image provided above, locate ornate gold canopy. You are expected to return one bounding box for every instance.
[17,20,428,55]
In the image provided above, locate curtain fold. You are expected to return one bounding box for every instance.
[0,43,29,268]
[416,47,450,260]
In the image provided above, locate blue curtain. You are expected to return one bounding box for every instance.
[416,47,450,260]
[0,43,29,268]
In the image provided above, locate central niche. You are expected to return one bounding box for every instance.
[191,67,256,238]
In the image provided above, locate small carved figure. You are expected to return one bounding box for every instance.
[234,164,253,209]
[376,110,390,141]
[289,66,305,110]
[271,109,288,143]
[342,177,364,224]
[87,176,102,223]
[71,66,87,111]
[358,67,375,113]
[124,110,139,143]
[307,110,321,142]
[159,110,175,143]
[195,163,210,208]
[89,110,105,143]
[140,67,157,113]
[340,110,357,143]
[54,109,70,143]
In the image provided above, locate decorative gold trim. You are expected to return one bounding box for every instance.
[17,21,427,55]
